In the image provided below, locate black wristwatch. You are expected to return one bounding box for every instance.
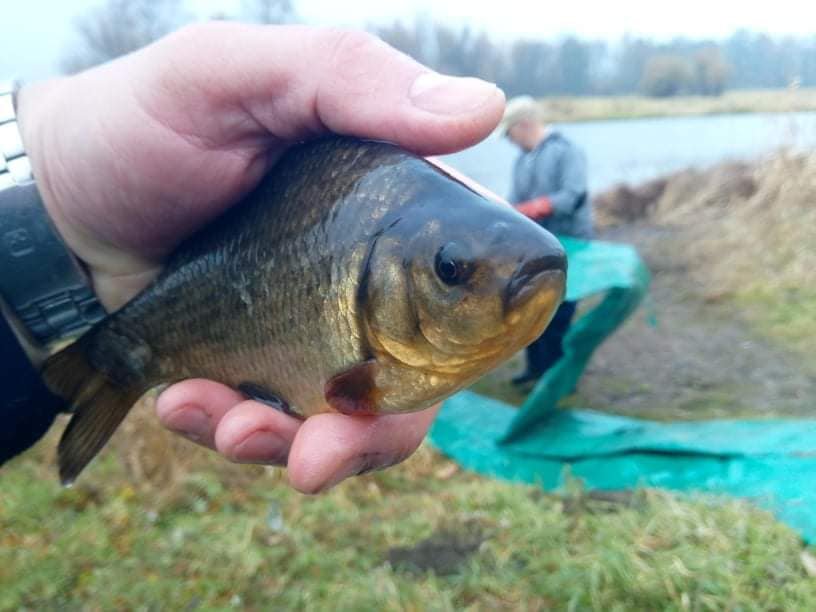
[0,80,105,349]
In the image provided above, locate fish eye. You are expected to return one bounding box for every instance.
[435,244,469,286]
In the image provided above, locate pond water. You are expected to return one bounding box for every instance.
[442,111,816,198]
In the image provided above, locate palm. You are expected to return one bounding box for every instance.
[23,70,281,310]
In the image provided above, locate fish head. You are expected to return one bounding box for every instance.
[361,159,567,396]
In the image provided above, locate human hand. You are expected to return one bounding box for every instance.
[15,23,504,492]
[515,195,553,220]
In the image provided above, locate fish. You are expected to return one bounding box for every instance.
[42,136,567,484]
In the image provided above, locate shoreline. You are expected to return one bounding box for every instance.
[536,88,816,123]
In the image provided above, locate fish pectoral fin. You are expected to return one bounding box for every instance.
[324,359,379,415]
[238,382,298,418]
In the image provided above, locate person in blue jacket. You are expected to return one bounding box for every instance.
[500,96,594,386]
[0,23,505,491]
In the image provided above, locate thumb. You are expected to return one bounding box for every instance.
[139,23,505,155]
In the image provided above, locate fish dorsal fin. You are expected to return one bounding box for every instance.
[324,360,379,415]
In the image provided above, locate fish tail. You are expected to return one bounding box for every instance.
[42,337,141,486]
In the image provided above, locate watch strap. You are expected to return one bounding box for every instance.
[0,80,105,345]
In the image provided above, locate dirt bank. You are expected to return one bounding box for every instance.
[477,151,816,419]
[584,152,816,418]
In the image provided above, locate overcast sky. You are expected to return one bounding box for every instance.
[2,0,815,81]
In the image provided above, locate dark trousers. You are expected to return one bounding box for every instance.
[525,300,577,375]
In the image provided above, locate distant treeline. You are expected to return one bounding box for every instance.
[64,0,816,99]
[370,20,816,97]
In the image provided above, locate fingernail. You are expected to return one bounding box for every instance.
[165,405,211,444]
[316,452,393,493]
[232,431,288,466]
[410,73,499,115]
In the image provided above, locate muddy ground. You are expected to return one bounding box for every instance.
[474,219,816,420]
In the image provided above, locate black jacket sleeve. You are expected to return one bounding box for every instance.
[0,315,61,466]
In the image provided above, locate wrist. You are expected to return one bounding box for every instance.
[15,81,127,311]
[16,78,164,312]
[15,80,106,274]
[0,80,106,346]
[15,80,67,243]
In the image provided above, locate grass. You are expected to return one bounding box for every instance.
[3,437,816,610]
[649,152,816,371]
[737,288,816,372]
[537,87,816,123]
[4,148,816,608]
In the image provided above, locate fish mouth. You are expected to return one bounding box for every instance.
[504,254,567,314]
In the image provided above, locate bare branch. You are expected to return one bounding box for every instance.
[61,0,187,74]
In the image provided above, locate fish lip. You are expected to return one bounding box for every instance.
[505,254,567,313]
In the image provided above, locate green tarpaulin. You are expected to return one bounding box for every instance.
[429,237,816,542]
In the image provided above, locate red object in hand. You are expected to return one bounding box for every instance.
[515,196,553,220]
